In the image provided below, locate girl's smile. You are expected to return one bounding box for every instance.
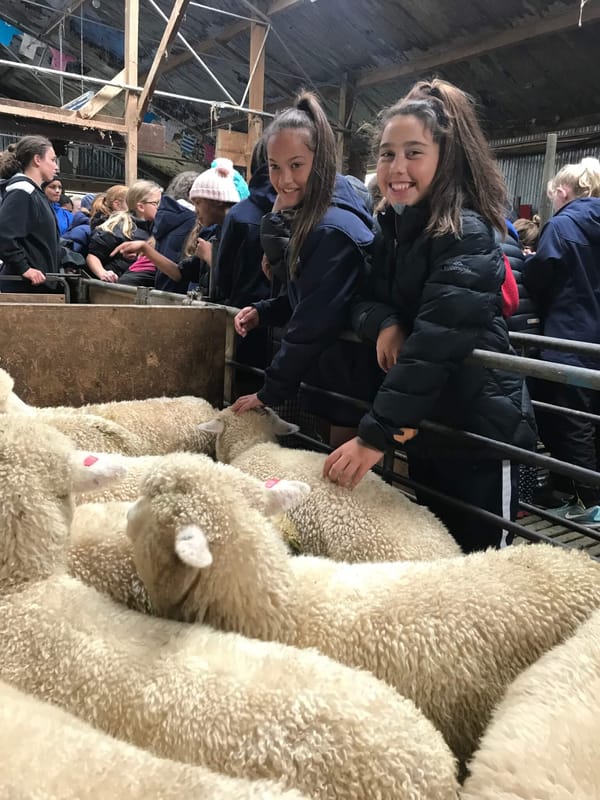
[377,115,440,207]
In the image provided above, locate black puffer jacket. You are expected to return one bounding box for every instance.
[353,204,537,457]
[497,230,540,335]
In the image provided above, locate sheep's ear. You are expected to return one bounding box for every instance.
[70,451,128,493]
[270,414,299,436]
[175,525,213,568]
[198,418,225,434]
[260,478,310,516]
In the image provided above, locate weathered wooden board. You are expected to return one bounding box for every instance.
[0,304,226,407]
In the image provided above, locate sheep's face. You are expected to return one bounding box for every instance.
[0,417,126,587]
[198,407,299,462]
[127,453,309,620]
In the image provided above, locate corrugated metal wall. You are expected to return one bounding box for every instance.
[495,126,600,210]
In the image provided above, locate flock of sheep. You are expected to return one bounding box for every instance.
[0,364,598,800]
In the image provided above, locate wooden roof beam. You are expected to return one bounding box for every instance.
[355,4,600,89]
[138,0,191,123]
[159,0,305,76]
[0,98,128,134]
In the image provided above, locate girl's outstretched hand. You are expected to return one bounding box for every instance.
[322,436,383,489]
[231,393,264,414]
[110,240,146,259]
[234,306,259,337]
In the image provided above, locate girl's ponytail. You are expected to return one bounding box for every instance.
[264,90,336,276]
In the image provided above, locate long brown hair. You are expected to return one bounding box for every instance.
[0,135,53,179]
[375,79,507,236]
[264,90,336,275]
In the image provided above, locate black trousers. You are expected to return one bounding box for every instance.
[532,378,600,507]
[408,455,519,553]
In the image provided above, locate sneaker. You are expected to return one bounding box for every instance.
[563,505,600,528]
[551,502,585,520]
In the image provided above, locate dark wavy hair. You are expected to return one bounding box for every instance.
[0,135,53,179]
[375,79,507,236]
[264,90,336,274]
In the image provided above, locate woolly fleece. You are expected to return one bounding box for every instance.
[129,453,600,764]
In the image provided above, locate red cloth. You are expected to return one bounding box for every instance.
[501,254,519,318]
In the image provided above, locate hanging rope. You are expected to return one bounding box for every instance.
[579,0,589,26]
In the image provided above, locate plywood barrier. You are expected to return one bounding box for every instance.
[0,304,227,407]
[0,293,65,303]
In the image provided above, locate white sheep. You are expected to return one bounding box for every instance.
[69,501,153,613]
[127,452,600,764]
[199,408,460,561]
[0,415,459,800]
[0,680,307,800]
[461,608,600,799]
[0,366,217,456]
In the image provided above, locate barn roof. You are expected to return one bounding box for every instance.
[1,0,598,177]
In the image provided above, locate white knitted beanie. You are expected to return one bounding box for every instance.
[189,157,241,203]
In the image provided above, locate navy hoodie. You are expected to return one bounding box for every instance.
[253,174,374,407]
[0,173,60,291]
[212,164,275,307]
[523,197,600,369]
[153,195,196,293]
[62,210,91,255]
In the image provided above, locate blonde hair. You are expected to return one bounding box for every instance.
[513,218,540,250]
[548,157,600,200]
[99,180,161,238]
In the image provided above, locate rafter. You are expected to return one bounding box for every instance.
[355,4,600,89]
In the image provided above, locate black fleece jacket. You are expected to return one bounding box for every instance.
[353,204,537,457]
[0,173,60,281]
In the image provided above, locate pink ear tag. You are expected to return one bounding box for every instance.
[264,477,280,489]
[83,455,99,467]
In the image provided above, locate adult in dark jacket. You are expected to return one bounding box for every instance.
[523,158,600,524]
[323,79,537,553]
[232,92,373,413]
[0,135,61,293]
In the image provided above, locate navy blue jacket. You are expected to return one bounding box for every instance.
[523,197,600,369]
[61,211,91,255]
[212,164,275,307]
[0,173,60,291]
[496,227,540,337]
[353,204,537,457]
[51,202,73,235]
[153,196,196,293]
[253,174,374,407]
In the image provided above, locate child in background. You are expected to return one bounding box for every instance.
[86,180,161,283]
[523,157,600,524]
[43,177,72,234]
[323,79,537,553]
[232,91,373,414]
[111,159,239,294]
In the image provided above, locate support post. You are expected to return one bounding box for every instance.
[247,22,266,173]
[124,0,140,184]
[538,133,558,226]
[138,0,191,124]
[336,75,348,172]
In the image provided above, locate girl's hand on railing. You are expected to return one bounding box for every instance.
[234,306,259,337]
[100,269,119,283]
[23,267,46,285]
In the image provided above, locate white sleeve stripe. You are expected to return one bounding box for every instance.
[6,181,35,195]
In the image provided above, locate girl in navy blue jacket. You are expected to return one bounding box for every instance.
[232,91,373,413]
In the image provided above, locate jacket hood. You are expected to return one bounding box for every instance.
[555,197,600,243]
[153,194,196,239]
[248,164,276,213]
[331,174,373,230]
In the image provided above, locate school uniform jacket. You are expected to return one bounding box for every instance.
[353,203,537,457]
[252,174,374,408]
[0,173,60,285]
